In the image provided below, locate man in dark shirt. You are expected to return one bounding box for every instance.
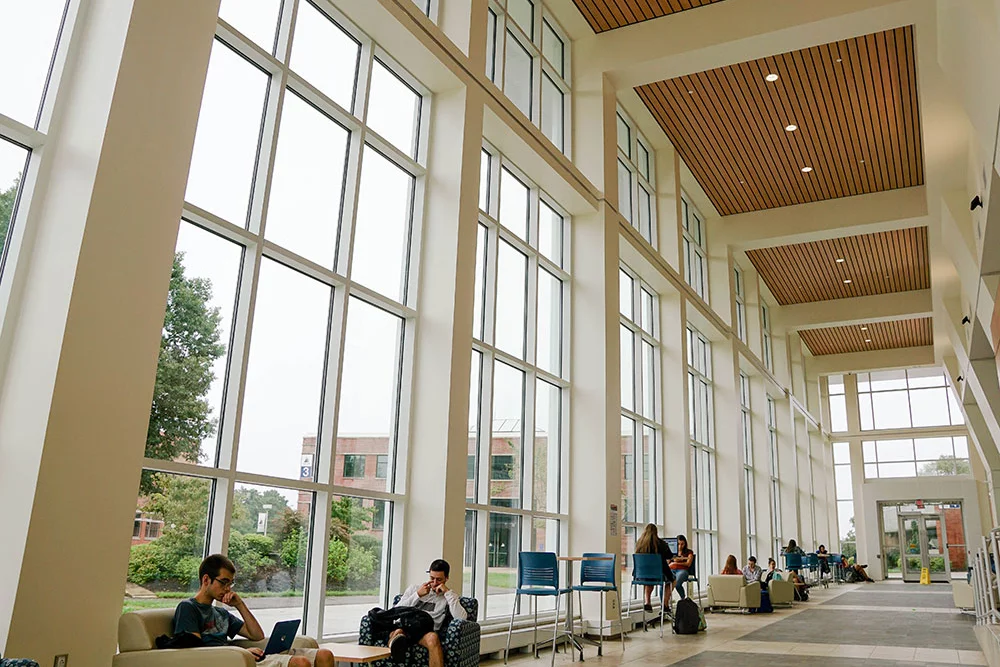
[173,554,334,667]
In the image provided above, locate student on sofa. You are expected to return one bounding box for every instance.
[720,554,742,576]
[743,556,763,583]
[389,559,468,667]
[172,554,335,667]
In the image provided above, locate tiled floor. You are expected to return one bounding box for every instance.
[484,580,987,667]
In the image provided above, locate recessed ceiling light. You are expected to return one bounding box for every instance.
[835,258,845,263]
[860,159,865,164]
[865,338,872,343]
[765,73,779,82]
[739,180,745,184]
[801,166,813,173]
[843,279,852,284]
[688,90,694,94]
[861,326,868,331]
[836,58,843,63]
[785,124,798,132]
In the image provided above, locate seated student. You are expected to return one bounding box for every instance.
[762,557,781,586]
[782,539,805,556]
[720,554,742,576]
[390,559,468,667]
[634,523,676,612]
[172,554,334,667]
[668,535,695,599]
[816,544,831,576]
[787,569,810,601]
[845,555,875,582]
[743,556,763,583]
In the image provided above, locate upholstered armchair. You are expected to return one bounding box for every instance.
[705,575,760,612]
[767,579,795,607]
[1,659,40,667]
[359,595,479,667]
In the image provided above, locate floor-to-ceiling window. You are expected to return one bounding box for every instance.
[767,396,782,557]
[857,368,965,431]
[126,2,427,636]
[468,144,569,619]
[615,109,656,246]
[833,441,855,559]
[740,373,757,558]
[688,327,716,573]
[681,198,707,301]
[827,374,848,432]
[619,265,663,598]
[485,0,571,153]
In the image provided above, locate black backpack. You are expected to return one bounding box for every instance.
[672,597,700,634]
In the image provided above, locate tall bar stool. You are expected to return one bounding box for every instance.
[504,551,572,667]
[571,553,625,655]
[784,552,803,574]
[631,554,669,637]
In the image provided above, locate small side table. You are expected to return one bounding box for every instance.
[320,643,393,666]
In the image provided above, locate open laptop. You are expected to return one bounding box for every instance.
[263,619,301,656]
[663,537,679,554]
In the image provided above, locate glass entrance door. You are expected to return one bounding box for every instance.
[897,513,951,582]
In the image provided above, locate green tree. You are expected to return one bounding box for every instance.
[230,487,293,535]
[329,496,374,545]
[919,455,971,476]
[142,253,225,494]
[0,177,17,252]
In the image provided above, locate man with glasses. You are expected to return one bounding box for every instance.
[172,554,334,666]
[388,559,467,667]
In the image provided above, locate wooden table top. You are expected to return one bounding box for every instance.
[320,643,393,663]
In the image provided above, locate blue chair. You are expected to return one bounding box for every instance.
[805,553,820,584]
[687,553,701,601]
[631,554,669,637]
[504,552,572,667]
[572,553,625,655]
[784,552,803,573]
[830,553,843,583]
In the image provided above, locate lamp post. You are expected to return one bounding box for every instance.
[261,503,273,537]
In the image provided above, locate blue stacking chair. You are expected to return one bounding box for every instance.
[784,552,803,574]
[830,553,844,583]
[572,553,625,656]
[805,553,820,584]
[686,553,701,601]
[504,552,572,667]
[631,554,669,637]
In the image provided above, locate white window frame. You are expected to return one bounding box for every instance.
[734,265,747,344]
[761,302,774,373]
[856,368,965,432]
[681,196,708,301]
[687,326,717,574]
[615,107,656,247]
[766,396,782,557]
[740,372,757,558]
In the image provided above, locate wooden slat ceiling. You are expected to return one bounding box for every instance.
[746,226,929,306]
[636,26,923,215]
[571,0,727,33]
[799,317,933,356]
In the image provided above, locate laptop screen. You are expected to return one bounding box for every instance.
[664,537,679,553]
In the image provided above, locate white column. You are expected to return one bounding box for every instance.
[0,0,220,661]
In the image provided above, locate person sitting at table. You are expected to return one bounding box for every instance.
[743,556,763,583]
[390,559,467,667]
[781,539,805,557]
[762,558,781,586]
[668,535,695,600]
[787,569,810,601]
[816,544,831,576]
[720,554,741,576]
[635,523,676,612]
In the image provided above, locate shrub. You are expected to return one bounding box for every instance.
[327,539,349,586]
[128,542,172,585]
[352,534,383,557]
[346,545,377,589]
[228,531,277,584]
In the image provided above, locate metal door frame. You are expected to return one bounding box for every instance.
[897,512,951,582]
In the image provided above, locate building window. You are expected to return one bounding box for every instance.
[734,266,747,344]
[470,145,569,619]
[343,455,367,479]
[857,368,965,431]
[0,2,74,299]
[766,396,782,557]
[827,374,848,432]
[128,4,425,634]
[761,303,773,373]
[486,0,571,152]
[862,436,971,478]
[616,109,656,246]
[688,327,717,574]
[682,198,708,300]
[133,514,142,538]
[740,373,757,557]
[833,442,856,560]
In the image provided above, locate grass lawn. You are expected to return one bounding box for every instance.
[123,589,380,614]
[487,570,516,589]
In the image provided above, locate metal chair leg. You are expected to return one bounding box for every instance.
[533,598,539,659]
[616,587,625,651]
[505,593,518,664]
[551,594,561,667]
[598,590,604,656]
[658,584,664,638]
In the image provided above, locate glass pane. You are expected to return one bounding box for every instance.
[909,388,952,428]
[619,269,633,319]
[870,369,907,391]
[479,150,490,212]
[907,367,945,388]
[640,289,654,334]
[616,114,630,157]
[914,437,954,460]
[491,362,524,508]
[638,186,652,241]
[473,224,487,340]
[918,457,970,476]
[495,240,527,358]
[536,268,562,375]
[219,0,281,53]
[540,73,564,151]
[264,92,348,268]
[878,461,916,478]
[538,200,562,267]
[620,325,634,411]
[948,388,965,425]
[146,223,242,465]
[486,10,498,82]
[955,436,969,458]
[618,160,633,223]
[875,439,913,462]
[468,351,482,503]
[323,495,390,635]
[351,147,414,302]
[335,299,403,494]
[862,441,875,462]
[637,141,650,180]
[503,32,532,118]
[462,510,476,596]
[835,465,853,500]
[0,140,28,260]
[857,372,871,393]
[836,500,854,541]
[2,0,66,127]
[290,2,360,111]
[864,463,878,478]
[828,374,845,395]
[125,472,211,612]
[367,60,421,159]
[871,391,911,429]
[858,393,874,431]
[499,168,529,240]
[185,40,268,227]
[237,260,331,478]
[487,512,521,618]
[833,441,850,465]
[641,340,655,420]
[641,425,655,521]
[533,380,560,513]
[228,484,310,627]
[507,0,535,37]
[621,416,635,522]
[542,20,563,76]
[829,395,848,432]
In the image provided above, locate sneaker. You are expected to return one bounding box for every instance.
[389,634,412,661]
[643,603,653,612]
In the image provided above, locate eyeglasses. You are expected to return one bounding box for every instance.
[213,577,235,588]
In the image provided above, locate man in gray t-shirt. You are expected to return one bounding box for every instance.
[390,559,467,667]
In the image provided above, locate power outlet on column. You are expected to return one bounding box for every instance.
[54,655,68,667]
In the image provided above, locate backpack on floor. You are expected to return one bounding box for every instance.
[756,588,773,613]
[672,597,701,634]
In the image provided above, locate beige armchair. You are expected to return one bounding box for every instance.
[767,579,794,607]
[705,575,760,612]
[952,581,974,610]
[114,608,319,667]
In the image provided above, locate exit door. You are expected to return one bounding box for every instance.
[898,513,950,582]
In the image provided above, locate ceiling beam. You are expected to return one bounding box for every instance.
[805,345,934,375]
[781,290,933,331]
[721,186,927,250]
